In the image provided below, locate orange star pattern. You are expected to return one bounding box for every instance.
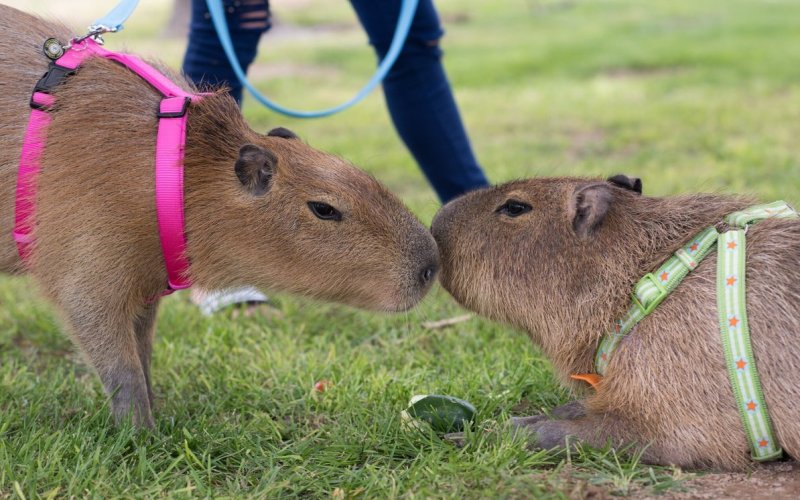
[660,271,669,282]
[747,401,757,411]
[729,316,739,328]
[759,439,769,448]
[727,241,737,250]
[727,276,737,286]
[601,352,608,361]
[690,243,699,252]
[736,358,747,370]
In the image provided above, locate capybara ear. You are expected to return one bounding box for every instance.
[569,183,612,238]
[267,127,298,139]
[235,144,276,196]
[607,174,642,194]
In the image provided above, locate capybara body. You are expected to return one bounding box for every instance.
[432,176,799,470]
[0,5,438,427]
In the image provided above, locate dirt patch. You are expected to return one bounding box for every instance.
[526,461,800,498]
[648,461,800,500]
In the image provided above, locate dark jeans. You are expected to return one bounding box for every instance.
[182,0,489,202]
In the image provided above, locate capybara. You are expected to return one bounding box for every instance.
[0,5,438,427]
[431,175,799,470]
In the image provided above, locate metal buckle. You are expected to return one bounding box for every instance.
[64,25,114,50]
[631,273,669,316]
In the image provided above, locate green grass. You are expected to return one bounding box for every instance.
[2,0,800,497]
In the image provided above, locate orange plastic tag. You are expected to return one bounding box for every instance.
[570,373,602,390]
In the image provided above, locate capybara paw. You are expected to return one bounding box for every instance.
[509,414,549,429]
[530,420,572,450]
[112,405,155,429]
[111,396,155,429]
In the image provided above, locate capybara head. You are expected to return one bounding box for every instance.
[431,175,747,361]
[431,176,680,336]
[185,104,439,312]
[432,178,604,332]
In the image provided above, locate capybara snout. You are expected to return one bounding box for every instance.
[432,181,558,324]
[196,131,439,312]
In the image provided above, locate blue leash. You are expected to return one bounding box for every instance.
[205,0,419,118]
[90,0,418,119]
[91,0,140,32]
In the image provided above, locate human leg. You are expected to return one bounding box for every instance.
[182,0,271,103]
[349,0,489,202]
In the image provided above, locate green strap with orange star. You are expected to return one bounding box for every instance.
[592,200,797,461]
[716,201,797,460]
[594,226,719,374]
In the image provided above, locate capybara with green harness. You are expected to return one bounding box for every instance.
[432,175,799,470]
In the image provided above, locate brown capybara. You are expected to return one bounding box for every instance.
[0,5,438,428]
[431,175,799,470]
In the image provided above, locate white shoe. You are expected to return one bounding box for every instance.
[191,286,269,316]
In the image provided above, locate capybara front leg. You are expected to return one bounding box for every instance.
[522,413,651,459]
[510,400,587,428]
[446,400,589,447]
[133,301,159,409]
[63,304,154,428]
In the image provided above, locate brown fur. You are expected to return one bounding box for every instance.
[432,176,800,471]
[0,5,438,427]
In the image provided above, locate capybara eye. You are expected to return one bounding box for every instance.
[308,201,342,221]
[496,200,532,217]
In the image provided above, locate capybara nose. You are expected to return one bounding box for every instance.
[420,263,438,286]
[431,211,451,248]
[431,201,456,244]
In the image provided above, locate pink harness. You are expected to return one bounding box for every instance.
[15,38,201,295]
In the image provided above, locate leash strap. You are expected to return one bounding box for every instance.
[594,226,720,375]
[205,0,419,118]
[90,0,140,32]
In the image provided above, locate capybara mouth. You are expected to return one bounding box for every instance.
[380,258,440,312]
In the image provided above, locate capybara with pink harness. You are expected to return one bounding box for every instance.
[0,5,438,427]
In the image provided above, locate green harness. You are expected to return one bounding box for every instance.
[593,201,798,461]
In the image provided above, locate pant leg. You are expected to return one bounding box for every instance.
[182,0,271,104]
[349,0,489,203]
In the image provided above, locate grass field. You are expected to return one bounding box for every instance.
[2,0,800,497]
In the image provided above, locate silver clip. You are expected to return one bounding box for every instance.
[65,25,114,50]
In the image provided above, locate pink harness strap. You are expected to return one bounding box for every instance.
[15,38,200,294]
[14,92,54,260]
[155,96,192,292]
